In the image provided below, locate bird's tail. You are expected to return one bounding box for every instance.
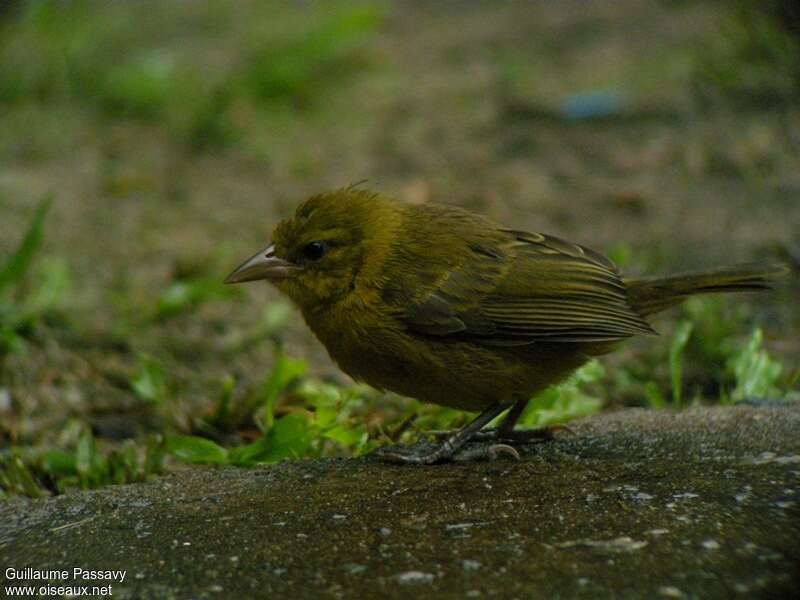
[624,264,788,317]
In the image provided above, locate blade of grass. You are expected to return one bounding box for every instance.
[0,195,52,294]
[669,321,693,408]
[251,353,307,430]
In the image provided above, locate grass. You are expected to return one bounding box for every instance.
[725,328,795,403]
[0,1,384,150]
[691,1,800,107]
[0,426,164,498]
[518,361,605,428]
[642,312,797,410]
[0,196,53,355]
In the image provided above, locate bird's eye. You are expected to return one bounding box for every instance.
[301,241,327,261]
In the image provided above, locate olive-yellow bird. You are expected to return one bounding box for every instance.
[225,189,785,464]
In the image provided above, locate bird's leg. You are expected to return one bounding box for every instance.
[429,396,573,443]
[496,396,528,437]
[379,402,513,465]
[496,396,574,442]
[426,399,528,442]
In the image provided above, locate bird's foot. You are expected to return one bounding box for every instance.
[377,442,520,465]
[376,444,452,465]
[375,402,529,465]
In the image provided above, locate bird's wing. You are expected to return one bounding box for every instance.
[402,230,655,344]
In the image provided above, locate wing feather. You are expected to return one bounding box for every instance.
[399,225,654,344]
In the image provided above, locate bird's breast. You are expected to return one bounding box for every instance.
[300,298,576,412]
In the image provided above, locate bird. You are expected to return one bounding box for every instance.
[225,188,786,464]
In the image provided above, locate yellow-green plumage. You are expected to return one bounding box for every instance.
[226,188,785,461]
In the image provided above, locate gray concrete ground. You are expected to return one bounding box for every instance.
[2,404,799,599]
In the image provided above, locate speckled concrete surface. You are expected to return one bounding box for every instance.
[2,404,799,599]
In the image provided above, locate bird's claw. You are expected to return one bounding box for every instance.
[453,442,520,462]
[487,443,520,461]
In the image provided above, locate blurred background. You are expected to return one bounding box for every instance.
[1,0,798,494]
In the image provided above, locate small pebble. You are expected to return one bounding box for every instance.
[396,571,435,585]
[461,560,481,572]
[343,563,367,575]
[702,539,720,551]
[659,586,685,598]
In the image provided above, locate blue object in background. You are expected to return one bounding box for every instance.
[561,90,625,120]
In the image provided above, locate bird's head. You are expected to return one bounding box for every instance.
[224,189,399,311]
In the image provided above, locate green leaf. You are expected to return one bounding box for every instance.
[572,359,606,386]
[0,455,46,498]
[40,449,77,477]
[262,301,291,336]
[255,353,307,430]
[157,277,237,318]
[107,441,141,485]
[158,280,199,315]
[520,360,605,426]
[144,436,166,475]
[728,328,784,402]
[208,374,236,426]
[605,242,632,268]
[0,195,52,294]
[260,413,312,461]
[27,257,72,312]
[131,353,168,406]
[643,381,666,409]
[0,322,26,355]
[100,52,177,119]
[298,380,342,427]
[669,321,693,408]
[165,435,229,465]
[322,423,368,449]
[230,413,312,465]
[74,428,95,479]
[244,5,382,105]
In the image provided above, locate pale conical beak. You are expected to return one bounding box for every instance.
[224,244,300,284]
